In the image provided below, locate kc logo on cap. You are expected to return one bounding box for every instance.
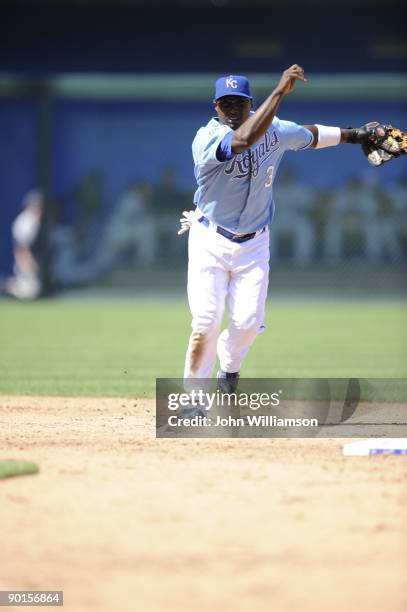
[214,75,252,101]
[226,77,238,89]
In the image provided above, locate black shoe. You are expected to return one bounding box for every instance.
[157,404,207,435]
[216,369,240,393]
[179,406,206,419]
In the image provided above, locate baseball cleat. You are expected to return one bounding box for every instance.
[157,404,207,435]
[179,406,207,419]
[217,369,240,394]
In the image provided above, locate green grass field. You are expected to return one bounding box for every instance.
[0,298,406,397]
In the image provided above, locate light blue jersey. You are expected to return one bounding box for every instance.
[192,116,313,233]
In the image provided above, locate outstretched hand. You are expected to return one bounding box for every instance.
[275,64,307,95]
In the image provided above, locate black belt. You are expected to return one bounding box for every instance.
[198,216,265,244]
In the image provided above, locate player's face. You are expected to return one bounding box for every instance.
[215,96,252,130]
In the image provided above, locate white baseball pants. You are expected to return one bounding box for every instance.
[184,219,270,379]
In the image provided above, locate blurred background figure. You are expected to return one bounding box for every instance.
[271,167,316,265]
[3,190,43,300]
[374,179,404,263]
[88,181,156,271]
[50,171,105,287]
[323,176,380,263]
[387,172,407,262]
[50,180,156,286]
[151,167,193,261]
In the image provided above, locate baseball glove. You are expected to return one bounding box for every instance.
[355,122,407,167]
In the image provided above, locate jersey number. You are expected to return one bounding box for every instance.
[265,165,274,188]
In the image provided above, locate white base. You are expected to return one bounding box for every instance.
[343,438,407,456]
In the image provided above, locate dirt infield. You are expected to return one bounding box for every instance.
[0,396,406,612]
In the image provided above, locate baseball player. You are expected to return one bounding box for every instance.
[3,189,43,300]
[179,65,405,397]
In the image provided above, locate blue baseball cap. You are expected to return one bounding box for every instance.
[214,75,252,101]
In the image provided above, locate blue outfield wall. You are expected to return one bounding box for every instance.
[1,97,406,274]
[0,99,38,275]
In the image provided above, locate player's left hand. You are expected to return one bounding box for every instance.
[356,122,407,166]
